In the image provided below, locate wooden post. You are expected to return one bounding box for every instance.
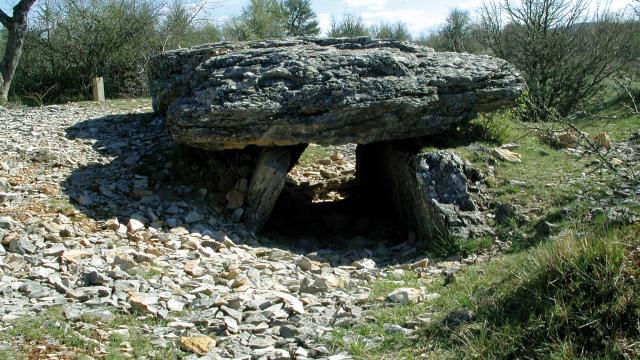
[92,77,105,102]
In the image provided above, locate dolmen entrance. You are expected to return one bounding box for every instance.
[148,37,526,251]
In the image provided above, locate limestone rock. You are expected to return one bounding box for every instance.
[184,210,205,223]
[179,336,215,355]
[387,288,424,305]
[358,144,492,250]
[84,269,113,285]
[0,216,14,230]
[184,259,205,276]
[127,219,145,233]
[351,258,376,270]
[491,148,521,163]
[225,189,245,210]
[296,256,314,271]
[148,38,525,150]
[273,291,305,314]
[558,132,578,148]
[128,292,160,315]
[8,237,36,254]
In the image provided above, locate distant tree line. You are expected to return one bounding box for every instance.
[0,0,638,119]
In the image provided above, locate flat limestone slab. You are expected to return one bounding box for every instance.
[148,37,526,151]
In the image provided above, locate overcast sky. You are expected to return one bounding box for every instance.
[212,0,633,36]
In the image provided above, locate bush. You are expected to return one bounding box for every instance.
[466,112,515,145]
[327,13,369,38]
[14,0,162,101]
[10,0,225,102]
[477,0,639,119]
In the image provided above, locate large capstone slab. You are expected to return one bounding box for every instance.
[148,37,526,151]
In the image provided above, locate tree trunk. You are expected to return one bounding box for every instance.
[0,22,27,101]
[0,0,37,102]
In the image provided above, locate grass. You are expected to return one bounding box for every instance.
[48,196,77,215]
[433,109,638,251]
[0,306,181,359]
[297,144,334,167]
[457,236,495,257]
[422,223,640,359]
[126,265,164,280]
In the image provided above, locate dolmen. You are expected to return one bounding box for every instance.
[148,37,526,250]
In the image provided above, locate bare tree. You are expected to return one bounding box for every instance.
[0,0,37,102]
[478,0,639,118]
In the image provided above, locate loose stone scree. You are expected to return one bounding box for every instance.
[148,37,526,251]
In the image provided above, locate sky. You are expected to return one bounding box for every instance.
[0,0,632,35]
[211,0,634,36]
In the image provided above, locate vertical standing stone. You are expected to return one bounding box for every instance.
[243,147,292,232]
[92,77,105,102]
[356,142,466,250]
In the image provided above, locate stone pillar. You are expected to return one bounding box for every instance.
[243,147,292,232]
[356,142,477,251]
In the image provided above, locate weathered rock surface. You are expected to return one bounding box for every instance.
[148,37,526,150]
[358,143,492,250]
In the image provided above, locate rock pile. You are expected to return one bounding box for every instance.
[0,104,504,358]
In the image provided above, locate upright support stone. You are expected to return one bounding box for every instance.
[357,142,491,251]
[243,147,291,232]
[92,77,105,102]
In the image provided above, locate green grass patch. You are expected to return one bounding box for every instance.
[577,111,640,141]
[126,266,164,280]
[457,236,495,257]
[0,306,181,359]
[48,196,77,215]
[369,271,424,299]
[297,144,333,167]
[0,307,95,358]
[422,223,640,359]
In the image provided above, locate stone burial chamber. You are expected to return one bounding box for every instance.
[148,37,526,250]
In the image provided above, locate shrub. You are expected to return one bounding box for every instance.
[477,0,639,119]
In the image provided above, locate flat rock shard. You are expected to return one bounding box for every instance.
[148,37,526,151]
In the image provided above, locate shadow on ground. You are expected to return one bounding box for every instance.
[62,112,412,266]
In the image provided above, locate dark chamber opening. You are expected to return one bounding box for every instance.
[263,174,403,249]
